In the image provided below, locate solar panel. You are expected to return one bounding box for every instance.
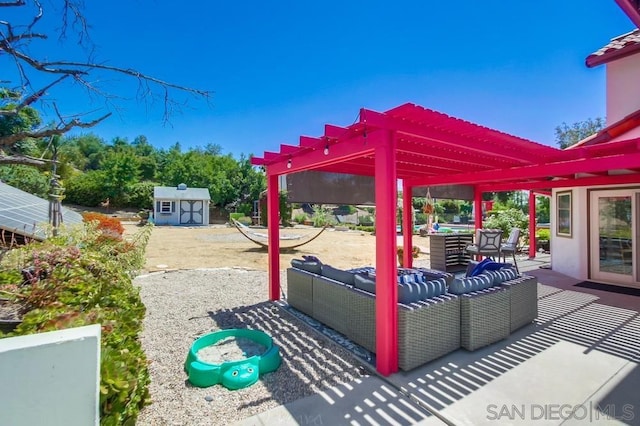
[0,181,84,240]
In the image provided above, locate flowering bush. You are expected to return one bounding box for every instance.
[82,212,125,240]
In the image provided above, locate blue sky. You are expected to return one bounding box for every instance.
[14,1,638,158]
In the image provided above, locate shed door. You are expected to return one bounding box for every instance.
[180,200,204,225]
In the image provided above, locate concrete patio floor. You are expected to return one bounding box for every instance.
[237,255,640,425]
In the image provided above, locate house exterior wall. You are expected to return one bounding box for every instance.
[551,183,640,283]
[606,53,640,125]
[551,187,590,280]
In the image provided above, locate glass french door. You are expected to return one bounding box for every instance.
[589,189,640,287]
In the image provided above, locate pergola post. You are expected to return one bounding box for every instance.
[402,181,413,268]
[474,187,483,231]
[529,191,537,259]
[375,133,398,376]
[267,172,280,301]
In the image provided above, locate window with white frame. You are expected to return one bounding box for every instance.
[160,201,172,213]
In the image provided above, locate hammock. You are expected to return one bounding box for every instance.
[231,219,328,249]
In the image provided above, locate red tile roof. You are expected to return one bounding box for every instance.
[570,107,640,148]
[586,29,640,67]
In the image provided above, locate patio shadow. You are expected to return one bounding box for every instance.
[208,301,441,425]
[382,287,640,423]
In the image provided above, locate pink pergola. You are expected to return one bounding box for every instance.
[252,102,640,376]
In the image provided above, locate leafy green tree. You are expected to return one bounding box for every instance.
[64,171,109,206]
[0,165,49,197]
[132,135,155,156]
[555,118,605,149]
[110,137,131,152]
[483,208,529,241]
[100,151,141,206]
[537,196,550,224]
[127,181,155,209]
[60,134,108,171]
[132,135,158,180]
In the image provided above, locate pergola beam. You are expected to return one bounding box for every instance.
[361,107,559,164]
[482,172,640,192]
[409,152,640,187]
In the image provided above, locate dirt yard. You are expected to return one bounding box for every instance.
[126,223,430,273]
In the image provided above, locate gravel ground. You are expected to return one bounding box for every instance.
[135,268,366,425]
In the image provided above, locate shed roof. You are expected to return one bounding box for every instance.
[0,182,84,241]
[154,185,211,200]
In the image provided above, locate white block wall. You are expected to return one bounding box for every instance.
[0,324,101,426]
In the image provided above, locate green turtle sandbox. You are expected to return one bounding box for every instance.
[184,328,281,390]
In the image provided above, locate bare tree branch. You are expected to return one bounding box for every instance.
[0,1,26,7]
[0,153,46,166]
[1,0,212,154]
[0,75,70,116]
[0,113,111,147]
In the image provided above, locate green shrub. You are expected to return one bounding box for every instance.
[259,191,291,226]
[335,205,357,215]
[355,225,375,233]
[482,208,528,240]
[125,181,155,209]
[0,222,153,424]
[536,228,550,240]
[358,214,374,226]
[312,206,335,227]
[230,212,245,222]
[64,170,108,207]
[293,213,308,223]
[237,216,252,225]
[415,212,427,225]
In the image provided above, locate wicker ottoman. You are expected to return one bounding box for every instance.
[500,275,538,332]
[460,287,510,351]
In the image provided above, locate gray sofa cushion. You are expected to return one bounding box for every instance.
[401,277,449,303]
[321,264,356,285]
[485,267,518,284]
[449,274,493,295]
[290,259,322,275]
[354,273,376,293]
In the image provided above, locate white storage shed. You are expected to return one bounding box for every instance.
[153,184,210,226]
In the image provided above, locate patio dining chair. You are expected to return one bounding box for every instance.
[465,229,502,260]
[500,228,521,273]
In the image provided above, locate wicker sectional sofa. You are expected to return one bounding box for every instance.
[286,260,537,371]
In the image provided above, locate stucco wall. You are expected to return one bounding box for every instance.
[551,187,590,280]
[606,53,640,125]
[0,325,101,426]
